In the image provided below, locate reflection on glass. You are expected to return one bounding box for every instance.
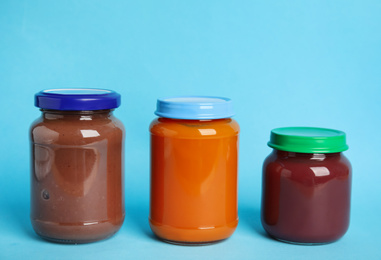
[80,130,100,138]
[198,129,217,136]
[80,116,92,121]
[311,154,326,161]
[310,166,330,177]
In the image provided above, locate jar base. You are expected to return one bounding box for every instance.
[36,232,116,244]
[149,218,238,245]
[31,216,124,244]
[160,238,226,246]
[271,236,339,246]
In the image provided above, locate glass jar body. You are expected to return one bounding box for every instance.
[149,117,240,245]
[30,110,125,243]
[261,150,352,244]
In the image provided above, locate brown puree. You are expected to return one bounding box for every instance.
[30,110,125,243]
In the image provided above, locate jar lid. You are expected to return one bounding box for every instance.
[35,88,121,111]
[155,96,235,119]
[268,127,348,153]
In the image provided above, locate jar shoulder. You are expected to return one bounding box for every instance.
[30,115,124,145]
[339,153,352,170]
[263,151,351,179]
[149,118,239,138]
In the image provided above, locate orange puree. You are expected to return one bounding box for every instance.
[149,117,240,244]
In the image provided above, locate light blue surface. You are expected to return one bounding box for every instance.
[0,0,380,259]
[155,96,234,119]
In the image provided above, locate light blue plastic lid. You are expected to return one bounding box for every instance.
[155,96,235,119]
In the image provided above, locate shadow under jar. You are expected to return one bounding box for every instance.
[261,127,352,245]
[30,89,125,244]
[149,96,240,245]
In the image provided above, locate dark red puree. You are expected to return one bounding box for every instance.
[261,127,352,244]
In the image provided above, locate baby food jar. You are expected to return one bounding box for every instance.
[261,127,352,244]
[149,96,240,245]
[30,89,125,243]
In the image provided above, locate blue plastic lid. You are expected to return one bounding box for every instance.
[35,88,121,111]
[155,96,234,119]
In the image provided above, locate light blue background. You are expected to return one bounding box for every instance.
[0,0,380,259]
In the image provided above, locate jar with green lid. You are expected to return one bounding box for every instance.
[261,127,352,244]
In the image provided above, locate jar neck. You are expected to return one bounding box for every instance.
[41,109,113,120]
[158,117,230,124]
[274,149,341,160]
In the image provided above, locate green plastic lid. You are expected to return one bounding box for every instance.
[268,127,348,153]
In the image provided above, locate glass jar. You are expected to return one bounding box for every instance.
[30,89,125,243]
[149,96,240,245]
[261,127,352,244]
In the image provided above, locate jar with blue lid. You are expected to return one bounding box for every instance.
[30,89,125,243]
[149,96,240,245]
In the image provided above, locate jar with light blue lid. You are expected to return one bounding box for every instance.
[149,96,240,245]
